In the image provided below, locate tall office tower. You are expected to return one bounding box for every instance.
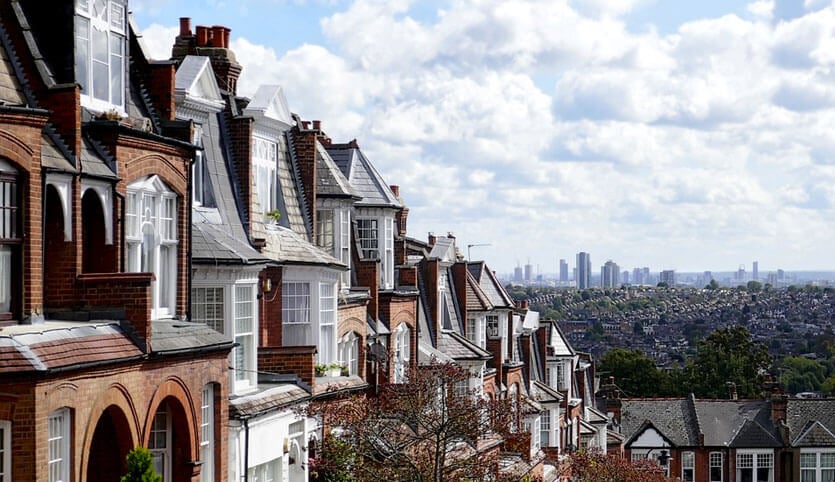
[601,260,620,288]
[660,269,676,286]
[767,272,777,286]
[524,262,533,282]
[736,265,746,281]
[576,252,591,289]
[514,265,523,282]
[622,270,629,284]
[573,267,578,283]
[777,269,785,281]
[704,271,713,282]
[753,261,759,281]
[559,259,568,282]
[642,267,651,285]
[633,267,643,285]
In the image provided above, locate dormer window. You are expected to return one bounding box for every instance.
[75,0,126,112]
[252,136,277,222]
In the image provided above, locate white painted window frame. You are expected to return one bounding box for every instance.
[75,0,126,112]
[48,408,70,482]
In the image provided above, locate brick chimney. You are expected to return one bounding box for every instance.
[291,125,318,243]
[170,18,242,95]
[771,387,787,424]
[428,232,436,247]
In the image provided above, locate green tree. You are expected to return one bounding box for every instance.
[746,281,763,292]
[598,349,671,397]
[684,326,771,398]
[121,447,162,482]
[705,279,719,290]
[780,356,827,394]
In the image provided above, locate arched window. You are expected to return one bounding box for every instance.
[338,332,358,376]
[0,160,20,320]
[393,324,411,383]
[126,176,178,319]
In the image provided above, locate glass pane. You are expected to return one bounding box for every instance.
[110,36,123,105]
[75,17,90,92]
[0,246,10,313]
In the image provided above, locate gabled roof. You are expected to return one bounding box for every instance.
[621,398,700,447]
[418,337,454,364]
[316,141,357,198]
[261,226,346,269]
[325,143,402,208]
[468,262,515,308]
[191,222,272,265]
[531,380,564,404]
[245,84,293,130]
[150,319,235,355]
[693,399,776,447]
[174,56,225,111]
[787,399,835,447]
[545,320,574,357]
[429,237,458,262]
[625,420,676,447]
[729,418,783,448]
[793,420,835,447]
[465,270,494,312]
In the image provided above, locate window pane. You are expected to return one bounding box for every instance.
[0,247,10,313]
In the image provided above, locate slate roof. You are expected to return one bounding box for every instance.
[787,399,835,446]
[325,143,402,208]
[79,135,118,179]
[465,270,494,312]
[230,383,310,418]
[793,421,835,447]
[436,331,492,361]
[418,337,454,364]
[41,131,76,173]
[621,398,701,447]
[0,26,26,105]
[468,262,515,308]
[278,132,311,237]
[546,321,574,357]
[149,319,234,354]
[0,322,142,373]
[693,399,779,447]
[531,380,564,404]
[261,226,346,269]
[316,141,357,198]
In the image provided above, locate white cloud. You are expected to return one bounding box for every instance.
[748,0,775,19]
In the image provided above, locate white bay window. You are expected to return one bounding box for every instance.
[393,323,410,383]
[317,208,351,289]
[801,451,835,482]
[281,271,338,365]
[126,176,178,319]
[253,136,278,222]
[356,213,394,289]
[737,450,773,482]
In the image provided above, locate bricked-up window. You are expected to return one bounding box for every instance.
[75,0,126,112]
[0,163,20,320]
[200,385,215,482]
[338,332,358,376]
[48,408,70,482]
[253,136,278,221]
[682,451,695,482]
[0,420,10,481]
[126,176,178,319]
[192,287,224,333]
[710,452,723,482]
[393,323,410,383]
[150,403,172,482]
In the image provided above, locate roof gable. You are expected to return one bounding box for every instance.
[627,421,675,448]
[793,420,835,447]
[245,85,293,130]
[175,56,224,111]
[730,419,783,448]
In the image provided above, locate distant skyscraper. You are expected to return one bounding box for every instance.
[559,259,568,282]
[524,262,533,282]
[632,267,643,285]
[642,267,650,285]
[753,261,759,281]
[660,269,676,287]
[704,270,713,281]
[514,265,523,282]
[777,269,785,281]
[736,265,745,282]
[576,252,591,289]
[622,270,629,285]
[601,260,620,288]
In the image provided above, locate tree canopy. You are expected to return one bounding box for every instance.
[683,326,771,398]
[307,361,512,482]
[598,349,671,397]
[568,450,670,482]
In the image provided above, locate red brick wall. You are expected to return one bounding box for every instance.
[259,267,282,347]
[379,295,418,380]
[227,115,253,234]
[77,273,153,351]
[258,346,316,386]
[1,352,229,482]
[147,63,176,122]
[291,128,317,243]
[355,258,379,322]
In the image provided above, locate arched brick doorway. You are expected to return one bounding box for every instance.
[147,396,196,482]
[87,405,134,481]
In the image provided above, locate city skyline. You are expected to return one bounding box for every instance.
[132,0,835,274]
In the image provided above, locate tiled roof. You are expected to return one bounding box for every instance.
[694,399,776,447]
[621,398,700,447]
[793,420,835,446]
[79,135,117,179]
[150,319,234,354]
[192,215,272,265]
[316,142,357,198]
[468,262,515,308]
[437,331,492,361]
[260,226,347,269]
[230,383,310,418]
[41,132,76,173]
[465,271,494,312]
[787,399,835,446]
[325,144,402,208]
[531,380,564,404]
[0,30,25,105]
[279,133,311,238]
[418,337,454,364]
[0,322,142,373]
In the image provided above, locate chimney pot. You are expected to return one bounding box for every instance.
[224,27,231,48]
[196,26,209,47]
[179,17,192,37]
[428,232,436,246]
[312,120,321,130]
[302,121,310,130]
[212,25,225,47]
[390,185,400,197]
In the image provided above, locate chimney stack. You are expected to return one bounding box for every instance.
[179,17,192,37]
[428,232,436,246]
[390,185,400,197]
[312,120,321,130]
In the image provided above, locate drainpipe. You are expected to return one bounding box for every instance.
[242,417,250,482]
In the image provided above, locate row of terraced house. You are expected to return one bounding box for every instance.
[0,2,607,481]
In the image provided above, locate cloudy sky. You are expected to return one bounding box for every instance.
[131,0,835,276]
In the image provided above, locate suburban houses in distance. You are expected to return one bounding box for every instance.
[0,1,833,482]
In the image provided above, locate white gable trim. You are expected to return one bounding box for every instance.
[46,173,73,242]
[245,85,294,131]
[80,178,114,244]
[629,426,672,448]
[175,56,225,113]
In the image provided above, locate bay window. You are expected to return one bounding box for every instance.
[75,0,126,111]
[316,210,334,253]
[737,450,773,482]
[126,176,178,319]
[357,218,378,259]
[466,316,485,349]
[486,314,500,338]
[281,275,338,365]
[235,286,255,385]
[357,215,394,289]
[801,451,835,482]
[541,409,551,446]
[0,162,19,320]
[317,208,352,289]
